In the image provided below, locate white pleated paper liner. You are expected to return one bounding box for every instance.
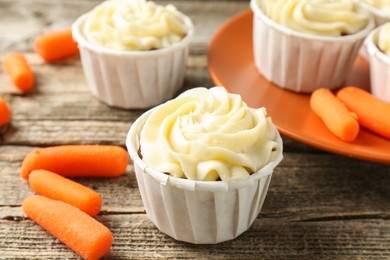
[126,110,284,244]
[360,2,390,26]
[72,13,194,109]
[365,25,390,102]
[250,0,375,93]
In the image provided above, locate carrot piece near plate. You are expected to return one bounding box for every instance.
[337,86,390,140]
[29,169,102,217]
[0,97,11,127]
[34,28,79,62]
[20,145,128,179]
[23,195,112,260]
[310,88,359,142]
[3,52,34,92]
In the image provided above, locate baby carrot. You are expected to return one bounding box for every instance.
[3,52,34,92]
[21,145,128,179]
[29,169,102,217]
[23,195,112,260]
[34,28,79,62]
[337,86,390,140]
[0,96,11,127]
[310,88,360,142]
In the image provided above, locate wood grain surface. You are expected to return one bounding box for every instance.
[0,0,389,259]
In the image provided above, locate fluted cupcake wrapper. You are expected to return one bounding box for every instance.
[126,110,283,244]
[250,0,375,93]
[360,3,390,26]
[366,26,390,102]
[72,13,193,109]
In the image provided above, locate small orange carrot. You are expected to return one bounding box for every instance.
[3,52,34,92]
[34,28,79,62]
[337,86,390,140]
[0,96,11,127]
[310,88,360,142]
[23,195,112,260]
[21,145,128,179]
[29,170,102,217]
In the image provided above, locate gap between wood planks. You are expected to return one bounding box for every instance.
[1,205,389,223]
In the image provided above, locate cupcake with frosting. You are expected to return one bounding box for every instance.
[360,0,390,25]
[126,87,283,244]
[72,0,194,109]
[251,0,374,93]
[366,22,390,102]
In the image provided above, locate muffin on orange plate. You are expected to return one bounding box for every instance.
[365,22,390,102]
[251,0,374,93]
[72,0,194,109]
[126,86,283,244]
[360,0,390,25]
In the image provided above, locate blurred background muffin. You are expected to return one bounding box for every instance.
[72,0,194,109]
[251,0,374,93]
[360,0,390,25]
[366,22,390,102]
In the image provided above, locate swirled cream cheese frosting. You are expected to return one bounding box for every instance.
[82,0,191,51]
[378,22,390,55]
[362,0,390,10]
[258,0,371,36]
[140,87,279,181]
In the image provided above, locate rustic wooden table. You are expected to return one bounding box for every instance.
[1,0,389,259]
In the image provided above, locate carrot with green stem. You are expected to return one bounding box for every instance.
[3,52,34,92]
[21,145,128,179]
[34,28,79,62]
[310,88,360,142]
[29,169,102,216]
[23,195,112,260]
[337,86,390,140]
[0,97,11,127]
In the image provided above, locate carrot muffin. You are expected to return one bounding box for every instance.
[251,0,374,92]
[360,0,390,25]
[72,0,194,108]
[366,22,390,102]
[127,86,283,243]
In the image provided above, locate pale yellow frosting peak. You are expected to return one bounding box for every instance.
[83,0,191,51]
[259,0,371,36]
[140,87,279,181]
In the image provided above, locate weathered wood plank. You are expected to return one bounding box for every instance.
[0,52,319,152]
[0,55,210,121]
[2,146,389,219]
[1,0,390,259]
[0,0,249,55]
[0,54,210,93]
[0,116,329,153]
[1,120,131,146]
[1,213,389,259]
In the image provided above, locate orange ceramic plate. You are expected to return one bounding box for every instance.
[208,9,390,164]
